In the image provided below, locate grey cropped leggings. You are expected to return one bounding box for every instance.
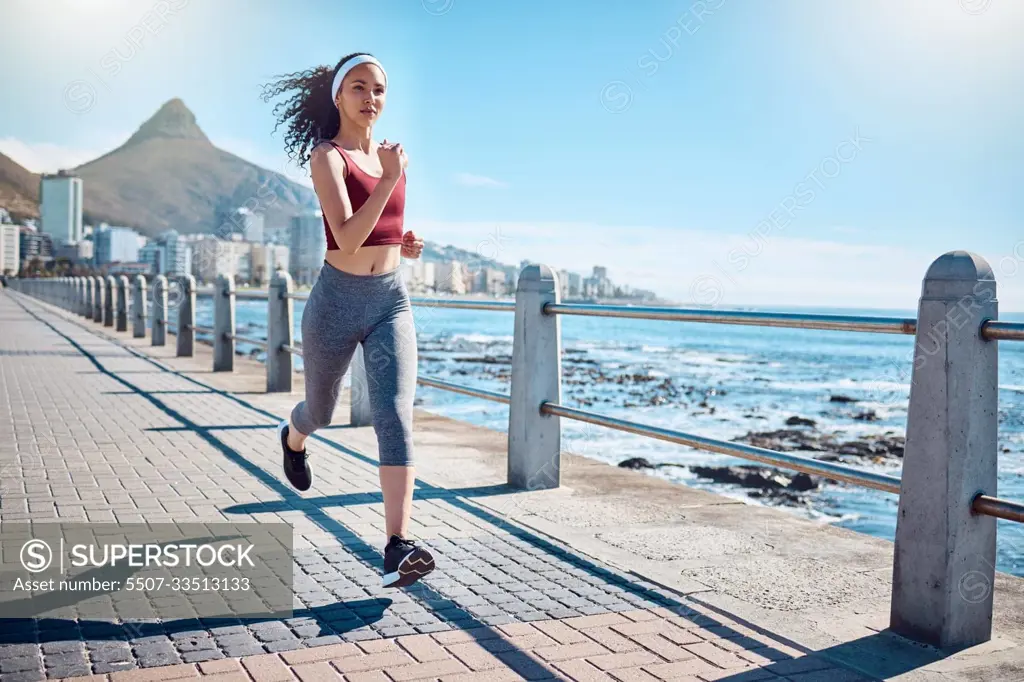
[290,262,418,466]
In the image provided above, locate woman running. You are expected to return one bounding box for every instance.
[263,53,434,588]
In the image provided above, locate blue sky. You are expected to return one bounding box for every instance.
[2,0,1022,309]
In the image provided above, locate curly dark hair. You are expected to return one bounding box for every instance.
[261,53,375,167]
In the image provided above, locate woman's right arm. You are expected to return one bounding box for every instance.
[310,143,400,255]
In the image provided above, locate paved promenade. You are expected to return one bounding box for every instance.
[3,288,1024,682]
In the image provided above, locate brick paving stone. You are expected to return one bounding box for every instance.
[552,660,616,681]
[288,662,342,682]
[588,652,663,671]
[681,642,747,669]
[0,659,41,674]
[533,641,612,663]
[330,651,414,674]
[0,671,46,682]
[240,654,294,682]
[196,661,240,676]
[642,657,719,680]
[585,629,643,654]
[606,670,662,682]
[340,672,390,682]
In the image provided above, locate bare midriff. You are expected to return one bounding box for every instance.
[325,244,402,275]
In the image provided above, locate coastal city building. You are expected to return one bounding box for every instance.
[39,170,84,245]
[190,235,244,283]
[435,261,468,294]
[140,229,192,277]
[18,226,53,265]
[0,222,20,275]
[93,224,142,266]
[226,206,264,244]
[289,211,327,286]
[250,242,290,286]
[54,240,93,264]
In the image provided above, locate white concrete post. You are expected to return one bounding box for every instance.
[116,276,129,332]
[349,345,373,427]
[92,276,105,323]
[152,275,167,346]
[213,274,235,372]
[103,276,116,327]
[266,270,294,393]
[64,278,70,309]
[890,250,999,650]
[508,264,563,490]
[75,278,83,315]
[176,275,196,358]
[133,276,148,338]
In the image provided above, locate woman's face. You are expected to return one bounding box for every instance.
[336,63,387,127]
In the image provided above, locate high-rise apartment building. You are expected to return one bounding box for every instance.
[39,171,83,244]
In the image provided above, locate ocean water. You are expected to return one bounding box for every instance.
[190,298,1024,576]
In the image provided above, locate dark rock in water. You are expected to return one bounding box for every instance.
[454,355,511,365]
[785,416,817,427]
[789,472,816,492]
[618,457,654,469]
[830,395,858,403]
[691,465,790,490]
[734,427,905,460]
[853,410,879,421]
[690,465,820,499]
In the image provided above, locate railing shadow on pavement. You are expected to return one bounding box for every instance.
[9,295,951,681]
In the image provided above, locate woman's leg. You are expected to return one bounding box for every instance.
[361,299,418,538]
[363,297,432,587]
[282,277,360,489]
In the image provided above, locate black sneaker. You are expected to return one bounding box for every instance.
[279,420,311,491]
[382,535,434,588]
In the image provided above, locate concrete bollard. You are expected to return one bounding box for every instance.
[890,250,999,650]
[64,278,70,309]
[152,275,167,346]
[349,345,373,427]
[133,276,147,338]
[92,276,105,323]
[213,274,235,372]
[176,275,196,358]
[266,270,294,392]
[103,276,116,327]
[116,276,129,332]
[83,277,93,318]
[507,264,563,490]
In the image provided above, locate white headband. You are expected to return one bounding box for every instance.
[330,55,387,107]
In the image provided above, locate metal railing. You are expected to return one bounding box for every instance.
[9,251,1021,649]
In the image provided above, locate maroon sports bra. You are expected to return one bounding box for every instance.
[321,140,405,250]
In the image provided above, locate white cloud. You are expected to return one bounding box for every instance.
[411,219,1024,311]
[0,135,127,173]
[454,172,508,188]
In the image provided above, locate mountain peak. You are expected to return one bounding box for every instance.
[124,98,210,147]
